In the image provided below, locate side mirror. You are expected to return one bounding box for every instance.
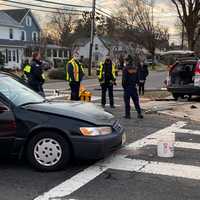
[0,104,9,114]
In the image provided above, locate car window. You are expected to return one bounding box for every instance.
[172,64,184,73]
[0,76,44,106]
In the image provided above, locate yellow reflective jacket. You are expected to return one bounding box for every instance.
[98,62,116,83]
[66,58,84,82]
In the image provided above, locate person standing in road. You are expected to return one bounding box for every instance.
[98,57,117,108]
[138,61,149,96]
[122,61,143,119]
[22,59,31,82]
[29,52,45,97]
[66,54,85,101]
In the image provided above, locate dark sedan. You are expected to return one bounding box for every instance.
[0,72,125,171]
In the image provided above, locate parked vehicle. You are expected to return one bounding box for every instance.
[165,58,200,100]
[0,72,125,171]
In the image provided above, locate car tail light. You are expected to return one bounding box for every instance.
[7,120,16,129]
[195,60,200,75]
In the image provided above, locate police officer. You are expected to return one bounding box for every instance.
[29,52,45,97]
[66,54,85,101]
[138,61,149,95]
[122,61,143,119]
[98,57,116,108]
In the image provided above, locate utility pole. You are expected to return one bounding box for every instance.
[88,0,96,76]
[151,0,154,26]
[181,22,184,50]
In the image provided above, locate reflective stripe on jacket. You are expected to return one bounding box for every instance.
[98,62,116,83]
[66,58,84,82]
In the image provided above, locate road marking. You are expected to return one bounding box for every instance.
[175,128,200,135]
[35,121,187,200]
[35,165,107,200]
[125,121,187,150]
[175,141,200,150]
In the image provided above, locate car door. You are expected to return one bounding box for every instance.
[0,99,16,155]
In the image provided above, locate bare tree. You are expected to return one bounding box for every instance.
[171,0,200,50]
[119,0,169,61]
[47,10,77,47]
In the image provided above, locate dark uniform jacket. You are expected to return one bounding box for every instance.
[122,67,139,89]
[29,59,44,86]
[138,64,149,81]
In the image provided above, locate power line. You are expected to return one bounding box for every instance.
[1,0,88,13]
[32,0,91,9]
[0,2,84,15]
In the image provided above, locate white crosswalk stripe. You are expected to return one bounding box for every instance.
[35,121,200,200]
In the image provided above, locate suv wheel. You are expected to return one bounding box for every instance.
[26,131,71,171]
[172,93,179,101]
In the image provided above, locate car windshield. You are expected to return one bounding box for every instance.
[0,76,45,106]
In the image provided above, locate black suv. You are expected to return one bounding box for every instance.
[166,58,200,100]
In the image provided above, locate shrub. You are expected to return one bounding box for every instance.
[48,68,66,80]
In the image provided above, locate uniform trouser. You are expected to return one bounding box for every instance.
[101,83,114,106]
[70,82,80,101]
[124,87,141,117]
[139,81,145,95]
[29,83,45,97]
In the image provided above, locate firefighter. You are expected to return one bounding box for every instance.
[29,52,45,97]
[122,61,143,119]
[98,57,116,108]
[66,54,85,101]
[22,59,31,81]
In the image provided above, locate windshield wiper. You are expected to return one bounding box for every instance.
[20,101,45,107]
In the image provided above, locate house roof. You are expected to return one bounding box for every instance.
[3,8,29,23]
[74,38,91,47]
[0,11,22,28]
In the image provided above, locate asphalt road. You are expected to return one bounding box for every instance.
[2,74,200,200]
[44,70,167,91]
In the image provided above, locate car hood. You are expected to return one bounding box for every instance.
[23,101,114,125]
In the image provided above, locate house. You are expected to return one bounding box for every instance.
[0,11,24,68]
[0,8,70,69]
[74,36,109,65]
[74,36,130,66]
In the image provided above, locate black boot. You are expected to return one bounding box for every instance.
[138,113,144,119]
[123,115,131,119]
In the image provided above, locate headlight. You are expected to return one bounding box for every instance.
[80,127,112,136]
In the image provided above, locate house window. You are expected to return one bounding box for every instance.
[21,31,26,41]
[26,16,32,27]
[95,44,98,50]
[95,55,99,61]
[59,49,63,58]
[8,50,11,61]
[9,29,13,39]
[13,50,16,62]
[24,48,32,57]
[47,49,51,57]
[53,49,57,57]
[32,32,38,42]
[64,50,68,58]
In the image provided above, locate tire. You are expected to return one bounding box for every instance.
[26,131,71,171]
[172,93,179,101]
[187,94,192,101]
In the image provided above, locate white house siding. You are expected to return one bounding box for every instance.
[78,36,109,64]
[0,26,21,40]
[0,47,23,69]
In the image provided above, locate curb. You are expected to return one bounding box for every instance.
[94,87,167,92]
